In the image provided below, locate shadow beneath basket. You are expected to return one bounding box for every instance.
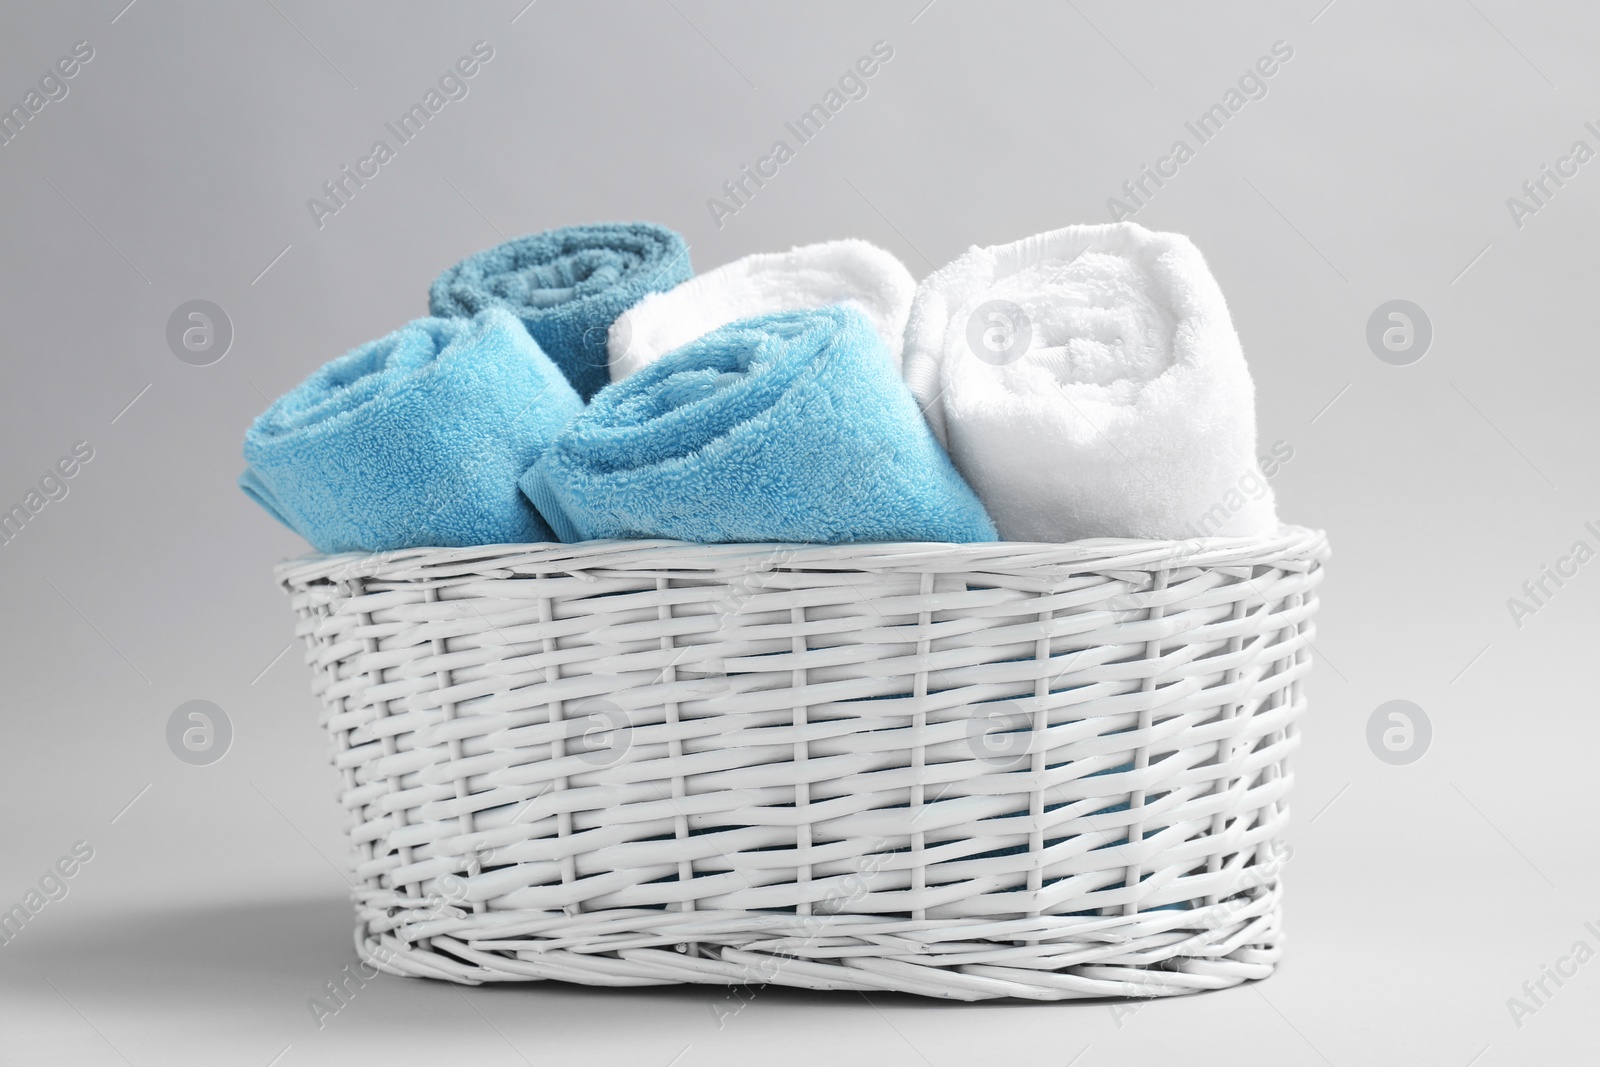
[0,898,374,1062]
[0,896,359,1008]
[0,895,1232,1037]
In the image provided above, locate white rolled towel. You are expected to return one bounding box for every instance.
[902,221,1277,542]
[607,239,916,381]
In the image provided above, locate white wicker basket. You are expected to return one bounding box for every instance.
[277,526,1327,1001]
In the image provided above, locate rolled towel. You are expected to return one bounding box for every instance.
[607,238,915,381]
[521,305,997,545]
[429,222,691,401]
[240,308,582,553]
[902,221,1276,542]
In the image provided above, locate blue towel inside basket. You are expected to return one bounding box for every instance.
[520,305,998,545]
[240,308,582,553]
[428,222,692,402]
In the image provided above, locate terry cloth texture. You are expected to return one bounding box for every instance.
[901,221,1276,542]
[523,305,997,545]
[240,308,582,553]
[607,238,915,381]
[429,221,691,401]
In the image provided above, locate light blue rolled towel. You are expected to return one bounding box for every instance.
[428,222,691,402]
[240,308,582,554]
[520,305,998,545]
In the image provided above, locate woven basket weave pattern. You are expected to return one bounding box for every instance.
[279,528,1327,1001]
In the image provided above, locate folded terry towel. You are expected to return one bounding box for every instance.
[522,305,997,545]
[607,239,915,381]
[429,222,691,401]
[901,221,1276,542]
[240,308,582,553]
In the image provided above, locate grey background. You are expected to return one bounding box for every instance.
[1,1,1595,1063]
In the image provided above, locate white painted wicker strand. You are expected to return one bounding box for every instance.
[278,526,1327,1001]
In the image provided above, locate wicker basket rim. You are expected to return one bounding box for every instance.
[275,524,1328,590]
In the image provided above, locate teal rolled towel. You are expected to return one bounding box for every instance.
[520,305,998,545]
[428,222,691,401]
[240,308,582,554]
